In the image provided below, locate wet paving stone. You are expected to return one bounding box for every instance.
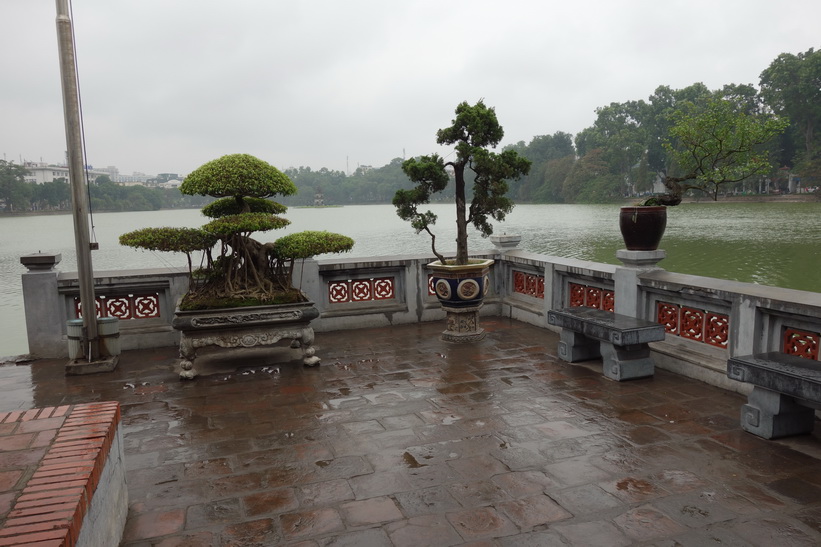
[2,318,820,545]
[446,506,519,541]
[496,493,573,528]
[613,505,688,542]
[242,487,299,516]
[279,507,345,540]
[386,514,463,547]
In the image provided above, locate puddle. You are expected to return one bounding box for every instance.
[402,451,427,469]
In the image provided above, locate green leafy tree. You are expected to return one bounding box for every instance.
[506,132,575,200]
[121,154,353,309]
[760,47,821,183]
[0,160,32,212]
[393,100,531,265]
[660,98,789,202]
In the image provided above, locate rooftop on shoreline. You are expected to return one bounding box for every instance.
[2,318,820,545]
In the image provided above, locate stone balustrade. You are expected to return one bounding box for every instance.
[19,240,821,395]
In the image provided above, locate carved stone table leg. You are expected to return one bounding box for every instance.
[178,335,197,380]
[301,327,320,367]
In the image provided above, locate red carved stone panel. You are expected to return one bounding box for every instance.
[602,290,615,312]
[351,279,373,302]
[586,287,602,310]
[680,307,705,342]
[373,278,394,300]
[75,293,160,320]
[656,302,680,334]
[134,294,161,318]
[569,283,586,307]
[783,328,820,360]
[328,280,350,303]
[514,271,526,294]
[329,278,396,303]
[513,271,544,299]
[704,313,729,348]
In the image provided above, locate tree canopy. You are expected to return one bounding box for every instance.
[661,98,789,201]
[393,100,531,264]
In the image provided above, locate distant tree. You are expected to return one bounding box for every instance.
[562,148,619,203]
[760,47,821,183]
[506,132,575,200]
[660,98,789,202]
[532,155,575,203]
[0,160,31,212]
[760,48,821,157]
[32,179,70,210]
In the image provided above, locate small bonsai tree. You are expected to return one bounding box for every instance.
[120,153,353,310]
[393,100,531,265]
[644,98,789,205]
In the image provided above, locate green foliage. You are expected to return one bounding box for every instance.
[120,153,353,309]
[394,100,531,264]
[271,231,354,259]
[201,213,290,238]
[119,227,217,253]
[505,132,575,201]
[181,153,297,199]
[202,196,288,218]
[0,160,32,212]
[664,98,789,200]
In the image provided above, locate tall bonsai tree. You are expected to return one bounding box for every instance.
[393,100,531,264]
[648,98,789,204]
[120,153,353,309]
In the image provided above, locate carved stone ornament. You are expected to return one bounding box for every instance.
[173,301,321,379]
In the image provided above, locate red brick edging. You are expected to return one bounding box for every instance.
[0,402,121,547]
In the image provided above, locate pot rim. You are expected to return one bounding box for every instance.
[426,258,495,272]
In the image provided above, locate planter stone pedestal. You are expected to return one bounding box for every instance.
[172,301,320,379]
[441,304,485,342]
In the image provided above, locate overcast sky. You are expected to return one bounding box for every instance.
[2,1,819,177]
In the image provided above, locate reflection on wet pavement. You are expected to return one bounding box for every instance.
[1,318,819,545]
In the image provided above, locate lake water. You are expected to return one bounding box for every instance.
[1,202,819,357]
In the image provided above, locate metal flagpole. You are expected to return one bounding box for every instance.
[55,0,98,359]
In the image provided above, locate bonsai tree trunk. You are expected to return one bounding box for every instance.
[454,164,468,264]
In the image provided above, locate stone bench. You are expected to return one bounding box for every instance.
[727,352,821,439]
[547,307,666,381]
[0,402,127,546]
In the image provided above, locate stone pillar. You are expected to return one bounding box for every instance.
[291,258,322,306]
[20,253,65,358]
[614,249,666,318]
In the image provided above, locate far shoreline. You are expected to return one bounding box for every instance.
[1,193,817,218]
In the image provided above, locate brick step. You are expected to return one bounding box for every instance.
[0,402,127,547]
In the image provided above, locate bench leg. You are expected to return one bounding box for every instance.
[558,330,600,362]
[741,386,815,439]
[599,342,654,381]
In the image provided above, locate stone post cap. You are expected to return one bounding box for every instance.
[615,249,666,269]
[490,234,522,249]
[20,252,62,271]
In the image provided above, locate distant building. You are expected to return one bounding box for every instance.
[21,162,109,184]
[113,172,151,184]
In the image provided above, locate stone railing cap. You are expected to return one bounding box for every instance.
[20,252,62,271]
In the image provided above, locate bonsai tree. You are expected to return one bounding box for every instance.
[645,98,788,205]
[393,100,531,265]
[119,153,353,309]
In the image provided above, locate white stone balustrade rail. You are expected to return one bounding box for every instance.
[19,248,821,396]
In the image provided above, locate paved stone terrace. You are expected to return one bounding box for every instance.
[1,318,820,546]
